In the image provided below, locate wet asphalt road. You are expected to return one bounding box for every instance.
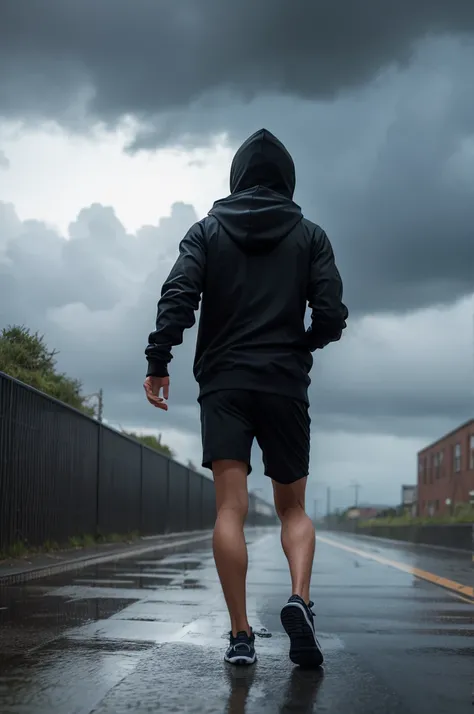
[0,529,472,713]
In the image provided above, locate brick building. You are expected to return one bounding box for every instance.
[417,419,474,516]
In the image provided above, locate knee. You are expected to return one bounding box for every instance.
[275,502,305,522]
[216,498,248,521]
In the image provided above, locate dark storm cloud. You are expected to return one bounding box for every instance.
[132,38,474,315]
[1,0,474,127]
[2,3,474,315]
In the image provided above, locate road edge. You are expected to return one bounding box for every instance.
[0,527,275,586]
[0,531,214,586]
[319,534,474,602]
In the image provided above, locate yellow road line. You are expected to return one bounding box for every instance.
[319,535,474,602]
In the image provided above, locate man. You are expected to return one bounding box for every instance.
[144,128,348,668]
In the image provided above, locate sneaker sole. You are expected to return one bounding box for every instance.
[280,602,324,668]
[224,653,257,666]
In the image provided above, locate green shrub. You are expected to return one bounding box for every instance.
[0,325,94,415]
[124,430,175,458]
[360,507,474,527]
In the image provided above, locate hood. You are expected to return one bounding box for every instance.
[209,129,302,254]
[229,128,296,198]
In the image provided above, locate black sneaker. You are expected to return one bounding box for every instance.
[280,595,324,668]
[224,629,257,666]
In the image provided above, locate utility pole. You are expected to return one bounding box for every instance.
[326,487,331,519]
[351,482,361,508]
[313,499,319,522]
[85,389,104,422]
[97,388,103,423]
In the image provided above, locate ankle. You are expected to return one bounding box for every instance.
[231,623,251,637]
[292,591,310,605]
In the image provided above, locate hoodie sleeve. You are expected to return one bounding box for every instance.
[305,228,348,351]
[145,222,206,377]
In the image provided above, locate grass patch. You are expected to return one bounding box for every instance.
[97,531,140,544]
[0,531,143,562]
[360,508,474,528]
[43,539,59,552]
[0,540,29,559]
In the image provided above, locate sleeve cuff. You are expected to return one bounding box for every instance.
[146,360,169,378]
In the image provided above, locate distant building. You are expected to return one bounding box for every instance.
[401,485,417,517]
[346,506,387,520]
[417,419,474,517]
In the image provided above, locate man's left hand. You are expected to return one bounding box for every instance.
[144,376,170,410]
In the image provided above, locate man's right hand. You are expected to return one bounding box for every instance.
[143,376,170,411]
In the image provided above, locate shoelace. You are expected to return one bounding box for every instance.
[225,627,272,640]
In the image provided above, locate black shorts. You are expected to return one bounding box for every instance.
[200,389,310,484]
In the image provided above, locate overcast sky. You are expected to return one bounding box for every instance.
[1,3,473,512]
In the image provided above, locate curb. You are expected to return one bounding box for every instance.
[0,526,274,586]
[0,531,214,586]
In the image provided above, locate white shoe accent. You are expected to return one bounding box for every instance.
[224,651,257,665]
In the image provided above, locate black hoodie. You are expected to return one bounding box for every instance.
[146,129,348,404]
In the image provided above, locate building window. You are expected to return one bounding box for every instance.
[430,453,435,483]
[439,449,444,477]
[434,452,440,479]
[420,456,427,484]
[470,435,474,470]
[454,443,461,473]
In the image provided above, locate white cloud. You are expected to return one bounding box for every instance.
[0,149,9,169]
[0,121,233,235]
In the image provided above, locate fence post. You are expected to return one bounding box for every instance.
[186,468,191,532]
[165,458,170,534]
[0,376,11,550]
[139,444,144,534]
[95,423,102,539]
[199,474,204,531]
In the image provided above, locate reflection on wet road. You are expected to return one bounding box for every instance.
[0,530,472,713]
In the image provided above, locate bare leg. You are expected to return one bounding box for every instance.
[272,477,315,603]
[212,459,250,636]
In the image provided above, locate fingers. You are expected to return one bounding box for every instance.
[144,388,168,410]
[143,380,168,410]
[147,395,168,410]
